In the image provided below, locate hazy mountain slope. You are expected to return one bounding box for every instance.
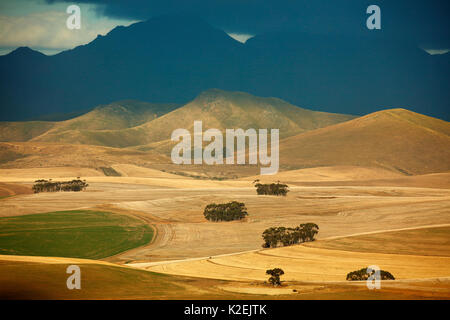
[32,100,178,142]
[279,109,450,174]
[32,89,354,148]
[0,100,178,144]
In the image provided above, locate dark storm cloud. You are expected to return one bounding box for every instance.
[47,0,450,48]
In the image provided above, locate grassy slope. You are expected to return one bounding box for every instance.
[0,210,153,259]
[0,142,169,169]
[279,108,450,174]
[0,121,55,142]
[0,182,32,197]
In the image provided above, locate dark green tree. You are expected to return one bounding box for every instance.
[346,267,395,281]
[32,179,88,193]
[262,223,319,248]
[203,201,248,222]
[253,181,289,196]
[266,268,285,286]
[300,223,319,241]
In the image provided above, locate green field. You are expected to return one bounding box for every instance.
[0,210,153,259]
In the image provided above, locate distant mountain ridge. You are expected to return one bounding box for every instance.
[0,14,448,121]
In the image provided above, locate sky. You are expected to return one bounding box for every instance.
[0,0,137,55]
[0,0,449,55]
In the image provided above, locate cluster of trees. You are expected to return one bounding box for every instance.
[32,179,88,193]
[266,268,285,286]
[262,223,319,248]
[253,180,289,196]
[203,201,248,222]
[346,268,395,281]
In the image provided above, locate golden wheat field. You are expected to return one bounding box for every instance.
[0,163,449,299]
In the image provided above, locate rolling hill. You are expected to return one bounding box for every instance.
[279,108,450,174]
[31,89,355,149]
[0,141,171,171]
[132,88,356,152]
[46,100,179,131]
[30,100,179,144]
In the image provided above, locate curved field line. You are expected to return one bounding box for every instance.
[132,223,450,282]
[130,223,450,268]
[319,223,450,241]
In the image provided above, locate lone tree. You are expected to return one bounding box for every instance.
[266,268,285,286]
[203,201,248,222]
[300,223,319,242]
[262,223,319,248]
[346,267,395,281]
[253,180,289,196]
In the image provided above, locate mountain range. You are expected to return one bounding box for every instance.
[0,14,449,121]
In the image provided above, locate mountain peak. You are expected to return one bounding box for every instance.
[195,88,242,101]
[193,88,285,104]
[360,108,434,123]
[363,108,412,118]
[6,46,45,58]
[191,89,282,112]
[97,14,241,49]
